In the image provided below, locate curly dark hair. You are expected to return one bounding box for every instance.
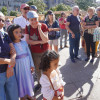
[7,24,23,42]
[39,50,59,72]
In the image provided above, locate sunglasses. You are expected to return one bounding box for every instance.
[23,7,30,10]
[0,19,5,22]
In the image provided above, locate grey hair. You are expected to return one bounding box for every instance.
[46,13,56,23]
[96,6,100,13]
[72,6,79,12]
[0,12,5,17]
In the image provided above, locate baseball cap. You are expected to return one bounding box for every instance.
[47,10,53,15]
[20,3,29,9]
[30,5,37,10]
[27,11,38,19]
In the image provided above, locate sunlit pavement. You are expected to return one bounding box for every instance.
[35,41,100,100]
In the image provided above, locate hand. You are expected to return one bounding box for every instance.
[48,28,53,31]
[71,33,75,38]
[30,67,34,73]
[8,59,16,67]
[38,23,42,30]
[6,67,14,78]
[40,41,47,44]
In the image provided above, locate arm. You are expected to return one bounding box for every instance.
[9,43,16,60]
[26,34,43,45]
[26,42,35,68]
[66,22,75,38]
[38,23,48,42]
[83,22,98,29]
[0,58,10,65]
[49,28,60,32]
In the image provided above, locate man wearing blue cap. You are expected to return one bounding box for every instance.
[30,5,37,12]
[25,11,49,92]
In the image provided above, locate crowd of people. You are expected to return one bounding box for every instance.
[0,3,100,100]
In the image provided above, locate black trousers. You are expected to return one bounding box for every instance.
[84,33,95,58]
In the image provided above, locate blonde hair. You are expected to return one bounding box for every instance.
[87,7,95,13]
[46,13,56,23]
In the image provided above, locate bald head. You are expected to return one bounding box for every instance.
[72,6,79,16]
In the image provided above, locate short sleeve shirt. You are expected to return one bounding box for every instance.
[45,20,59,40]
[84,15,98,32]
[0,29,12,73]
[25,23,49,53]
[67,14,81,34]
[59,18,66,29]
[14,16,29,29]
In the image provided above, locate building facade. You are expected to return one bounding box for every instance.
[43,0,76,9]
[0,0,29,12]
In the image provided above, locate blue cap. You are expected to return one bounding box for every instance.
[30,5,37,10]
[27,11,38,19]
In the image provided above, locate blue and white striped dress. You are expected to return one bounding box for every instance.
[14,41,34,97]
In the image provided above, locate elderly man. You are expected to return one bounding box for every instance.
[14,3,30,41]
[66,6,81,63]
[0,12,18,100]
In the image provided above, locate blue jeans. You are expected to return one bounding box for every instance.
[0,72,18,100]
[69,33,80,59]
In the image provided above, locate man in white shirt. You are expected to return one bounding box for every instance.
[14,3,30,41]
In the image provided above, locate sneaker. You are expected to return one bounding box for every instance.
[90,59,94,63]
[75,56,81,61]
[85,58,90,61]
[71,59,76,63]
[34,84,41,93]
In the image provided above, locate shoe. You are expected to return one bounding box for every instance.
[75,57,81,61]
[64,45,68,48]
[90,59,94,63]
[71,59,76,63]
[85,58,90,61]
[34,84,41,93]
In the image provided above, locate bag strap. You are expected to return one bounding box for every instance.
[27,25,30,39]
[48,77,55,91]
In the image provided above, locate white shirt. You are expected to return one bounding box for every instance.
[14,16,30,41]
[14,15,29,29]
[40,68,66,100]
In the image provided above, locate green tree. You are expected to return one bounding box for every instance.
[50,3,71,11]
[27,0,47,13]
[76,0,95,11]
[10,11,18,16]
[1,7,8,15]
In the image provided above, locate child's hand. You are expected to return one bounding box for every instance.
[6,67,14,78]
[30,67,34,73]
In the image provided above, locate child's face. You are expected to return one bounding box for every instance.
[50,58,59,71]
[29,18,38,26]
[13,28,22,41]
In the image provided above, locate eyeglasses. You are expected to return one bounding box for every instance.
[23,7,30,10]
[0,19,5,22]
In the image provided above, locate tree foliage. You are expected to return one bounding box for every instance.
[76,0,95,11]
[50,3,71,11]
[27,0,47,13]
[10,11,18,16]
[1,7,8,15]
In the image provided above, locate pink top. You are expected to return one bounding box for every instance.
[59,18,66,29]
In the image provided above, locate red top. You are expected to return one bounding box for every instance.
[25,23,49,53]
[59,18,66,29]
